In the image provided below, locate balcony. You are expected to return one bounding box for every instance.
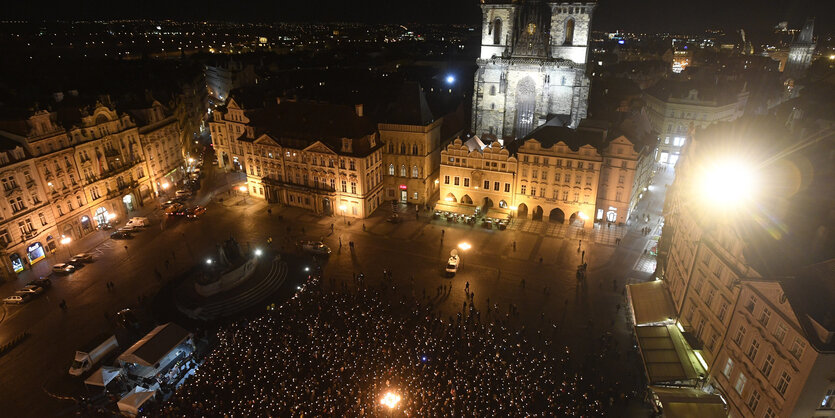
[23,229,38,240]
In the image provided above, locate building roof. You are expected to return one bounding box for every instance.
[645,79,747,107]
[635,325,705,386]
[779,260,835,352]
[627,281,677,326]
[380,82,435,126]
[118,323,191,368]
[649,386,727,418]
[516,120,609,153]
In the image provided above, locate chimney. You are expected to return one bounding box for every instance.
[355,104,364,117]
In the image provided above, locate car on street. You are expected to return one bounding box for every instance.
[73,253,94,263]
[66,258,86,269]
[445,255,460,276]
[298,241,331,255]
[186,206,206,219]
[161,200,178,209]
[110,231,132,240]
[175,189,192,198]
[164,204,185,216]
[52,263,76,275]
[125,217,149,228]
[27,278,52,289]
[16,284,45,295]
[3,294,33,304]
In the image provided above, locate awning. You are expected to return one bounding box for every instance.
[635,325,705,386]
[434,202,476,216]
[117,385,158,416]
[84,366,122,388]
[118,323,191,367]
[649,386,727,418]
[626,280,676,326]
[485,208,511,220]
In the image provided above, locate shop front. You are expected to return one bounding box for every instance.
[9,253,25,273]
[26,242,46,266]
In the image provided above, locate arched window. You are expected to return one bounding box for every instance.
[387,143,393,153]
[400,165,406,177]
[490,85,496,96]
[388,164,395,176]
[493,19,502,45]
[499,200,508,208]
[412,166,419,178]
[412,145,418,155]
[564,19,575,45]
[400,144,406,154]
[515,77,537,138]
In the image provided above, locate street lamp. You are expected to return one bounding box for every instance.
[457,242,471,251]
[238,185,248,204]
[338,204,347,224]
[60,235,73,259]
[254,248,262,257]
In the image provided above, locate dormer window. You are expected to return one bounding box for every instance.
[341,138,352,154]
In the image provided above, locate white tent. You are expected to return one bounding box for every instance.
[117,385,157,416]
[84,366,122,388]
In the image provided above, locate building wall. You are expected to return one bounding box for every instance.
[380,120,443,206]
[439,139,517,210]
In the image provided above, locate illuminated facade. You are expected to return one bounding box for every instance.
[656,120,835,417]
[472,1,595,137]
[129,100,187,196]
[211,99,385,218]
[644,80,748,165]
[439,123,652,226]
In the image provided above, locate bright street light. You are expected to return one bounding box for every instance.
[457,242,471,251]
[698,159,758,208]
[60,235,72,245]
[238,185,247,192]
[188,157,195,164]
[254,249,262,257]
[161,182,170,190]
[578,212,589,220]
[206,258,213,265]
[509,205,518,211]
[338,204,347,224]
[380,391,401,409]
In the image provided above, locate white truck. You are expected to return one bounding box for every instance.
[69,335,119,376]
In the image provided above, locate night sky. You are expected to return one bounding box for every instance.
[5,0,832,35]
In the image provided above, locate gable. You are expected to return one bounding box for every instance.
[253,134,281,148]
[303,140,337,155]
[227,98,241,110]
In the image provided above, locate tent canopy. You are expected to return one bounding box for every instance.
[649,386,727,418]
[434,202,476,216]
[635,325,705,386]
[485,208,511,220]
[627,280,676,326]
[117,386,157,416]
[84,366,121,387]
[118,323,191,368]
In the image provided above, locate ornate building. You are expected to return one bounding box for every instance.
[127,99,187,196]
[472,0,595,138]
[210,98,385,218]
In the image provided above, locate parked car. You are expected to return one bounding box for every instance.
[186,206,206,219]
[445,255,460,276]
[161,200,179,209]
[3,294,33,304]
[17,284,44,295]
[27,278,52,289]
[125,217,149,228]
[73,253,94,263]
[110,231,132,240]
[164,204,185,216]
[298,241,331,255]
[175,189,192,198]
[66,258,86,269]
[52,263,76,275]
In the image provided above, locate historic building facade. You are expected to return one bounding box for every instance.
[472,1,595,138]
[439,123,652,227]
[653,120,835,417]
[644,80,748,165]
[128,100,187,196]
[211,99,385,218]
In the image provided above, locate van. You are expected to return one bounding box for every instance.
[125,217,149,228]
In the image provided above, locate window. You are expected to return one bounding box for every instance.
[400,144,406,154]
[776,371,791,396]
[504,183,511,193]
[530,187,536,196]
[747,390,761,412]
[463,178,469,187]
[615,191,623,202]
[400,165,406,177]
[773,323,787,343]
[554,173,561,182]
[412,166,419,178]
[585,176,592,186]
[759,307,771,327]
[444,176,450,185]
[39,213,47,226]
[565,174,571,184]
[761,354,774,377]
[734,373,747,394]
[341,180,347,193]
[733,325,747,345]
[454,177,460,186]
[484,180,490,189]
[764,407,776,418]
[351,182,357,194]
[790,338,806,359]
[705,288,716,306]
[573,192,579,202]
[388,164,394,175]
[575,176,581,185]
[745,295,756,312]
[747,339,760,360]
[522,168,528,177]
[532,170,538,179]
[520,185,526,195]
[349,160,355,170]
[618,175,625,184]
[821,389,835,410]
[494,181,500,191]
[718,301,728,321]
[541,171,548,181]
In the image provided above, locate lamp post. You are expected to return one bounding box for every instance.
[60,235,73,259]
[338,204,347,225]
[238,185,248,204]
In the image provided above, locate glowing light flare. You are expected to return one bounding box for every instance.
[457,242,471,251]
[60,235,72,245]
[444,197,453,202]
[338,204,347,212]
[445,75,455,84]
[380,391,402,409]
[578,212,589,220]
[509,205,518,211]
[698,159,758,208]
[238,185,247,192]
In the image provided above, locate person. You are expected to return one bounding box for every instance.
[267,207,272,216]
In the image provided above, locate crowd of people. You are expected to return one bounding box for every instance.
[151,276,640,416]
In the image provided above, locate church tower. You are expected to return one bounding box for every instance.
[472,1,595,138]
[785,17,816,79]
